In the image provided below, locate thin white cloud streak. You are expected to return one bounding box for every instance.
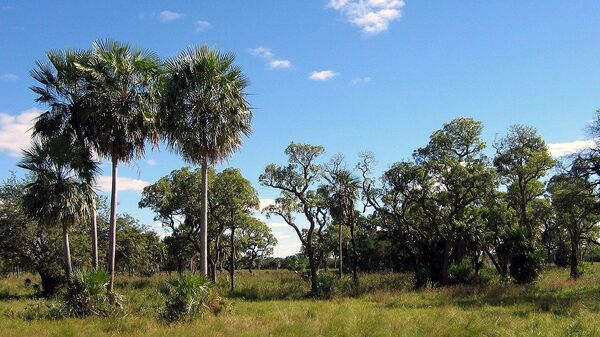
[0,74,19,82]
[249,47,292,70]
[547,139,597,158]
[351,76,372,84]
[249,47,274,59]
[309,70,338,81]
[0,108,41,157]
[327,0,405,34]
[146,159,157,166]
[159,10,183,22]
[269,59,292,69]
[95,176,150,193]
[194,20,211,32]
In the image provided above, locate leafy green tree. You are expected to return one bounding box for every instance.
[19,136,97,276]
[494,125,554,283]
[81,39,160,291]
[208,168,259,290]
[260,142,329,296]
[549,172,600,278]
[30,48,102,269]
[238,217,277,273]
[0,174,64,294]
[160,46,252,276]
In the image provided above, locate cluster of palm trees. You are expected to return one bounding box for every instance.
[20,40,252,293]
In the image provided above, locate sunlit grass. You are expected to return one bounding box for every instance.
[1,265,600,336]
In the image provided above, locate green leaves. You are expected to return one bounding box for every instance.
[160,45,252,165]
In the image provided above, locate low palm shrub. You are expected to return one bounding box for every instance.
[160,273,225,323]
[53,269,117,318]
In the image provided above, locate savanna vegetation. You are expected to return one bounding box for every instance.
[1,39,600,336]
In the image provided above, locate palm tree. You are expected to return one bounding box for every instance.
[81,39,160,291]
[19,135,98,276]
[30,48,102,269]
[161,46,252,275]
[324,167,360,284]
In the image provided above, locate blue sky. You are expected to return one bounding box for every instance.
[1,1,600,256]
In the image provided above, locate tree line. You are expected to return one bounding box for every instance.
[1,38,600,300]
[260,117,600,295]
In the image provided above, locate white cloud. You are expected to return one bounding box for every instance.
[249,47,292,70]
[96,176,150,193]
[351,76,372,84]
[273,242,302,257]
[309,70,338,81]
[0,108,41,157]
[273,231,292,240]
[259,198,276,210]
[269,59,292,69]
[158,10,183,22]
[249,47,274,59]
[266,222,288,229]
[547,139,597,158]
[146,159,157,166]
[0,74,18,82]
[327,0,405,34]
[194,20,211,32]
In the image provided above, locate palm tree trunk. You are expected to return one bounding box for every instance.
[230,226,235,292]
[199,159,209,276]
[63,222,73,276]
[91,200,99,270]
[338,222,343,278]
[108,157,118,292]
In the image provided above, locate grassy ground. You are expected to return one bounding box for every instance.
[1,266,600,337]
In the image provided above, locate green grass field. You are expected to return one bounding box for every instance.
[1,266,600,337]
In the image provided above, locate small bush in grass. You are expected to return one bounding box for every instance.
[160,273,225,323]
[315,273,337,298]
[58,269,118,317]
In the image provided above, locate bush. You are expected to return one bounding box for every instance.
[554,241,570,267]
[448,260,476,285]
[510,250,543,284]
[160,273,224,323]
[59,269,117,317]
[315,273,337,298]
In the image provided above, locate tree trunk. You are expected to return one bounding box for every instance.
[441,239,450,284]
[63,223,73,276]
[107,157,118,292]
[230,226,235,292]
[91,201,99,270]
[350,222,359,286]
[308,248,318,297]
[570,238,579,279]
[199,159,208,276]
[338,222,343,278]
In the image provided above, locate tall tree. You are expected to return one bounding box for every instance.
[322,156,361,283]
[29,49,101,269]
[209,168,259,290]
[493,125,554,283]
[160,46,252,276]
[260,143,329,296]
[549,171,600,279]
[81,39,160,291]
[19,136,98,276]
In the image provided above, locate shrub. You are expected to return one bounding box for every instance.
[554,241,570,267]
[315,273,337,298]
[448,260,476,285]
[160,273,223,323]
[510,250,543,284]
[59,269,117,317]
